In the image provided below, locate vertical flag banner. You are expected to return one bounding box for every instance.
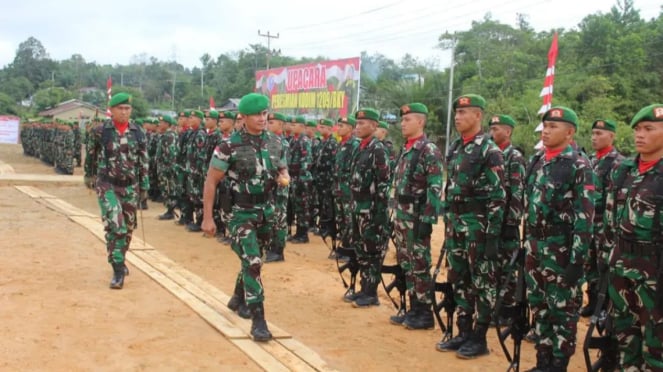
[106,76,112,118]
[209,96,216,111]
[254,57,360,118]
[535,32,559,149]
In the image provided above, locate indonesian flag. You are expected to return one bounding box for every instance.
[106,76,112,118]
[535,32,559,149]
[209,96,215,111]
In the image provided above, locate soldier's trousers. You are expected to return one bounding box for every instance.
[96,181,138,264]
[525,236,580,359]
[272,187,289,250]
[352,212,387,287]
[333,191,353,248]
[497,234,520,308]
[393,218,432,305]
[228,207,272,305]
[609,252,663,371]
[159,172,178,210]
[293,179,310,229]
[446,224,497,325]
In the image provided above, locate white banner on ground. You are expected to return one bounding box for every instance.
[0,116,20,144]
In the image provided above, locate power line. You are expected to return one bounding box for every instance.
[281,1,404,31]
[258,30,280,69]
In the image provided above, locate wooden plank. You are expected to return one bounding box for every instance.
[258,341,318,372]
[69,215,107,242]
[42,197,96,217]
[126,252,248,339]
[0,161,15,174]
[138,249,291,339]
[230,339,290,372]
[0,173,83,185]
[277,338,338,372]
[14,185,56,199]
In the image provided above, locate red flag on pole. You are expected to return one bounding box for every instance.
[106,76,112,118]
[535,32,559,149]
[209,96,215,111]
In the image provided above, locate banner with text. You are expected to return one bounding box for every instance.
[0,116,20,144]
[255,57,360,118]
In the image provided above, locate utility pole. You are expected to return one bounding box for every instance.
[445,38,456,159]
[258,30,279,69]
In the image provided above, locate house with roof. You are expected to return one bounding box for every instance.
[38,99,103,122]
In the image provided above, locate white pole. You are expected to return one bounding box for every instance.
[444,40,455,157]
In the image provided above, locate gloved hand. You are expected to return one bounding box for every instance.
[484,236,499,260]
[140,190,148,202]
[418,223,432,240]
[84,176,96,189]
[562,262,584,287]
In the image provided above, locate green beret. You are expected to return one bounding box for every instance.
[178,110,191,118]
[150,118,160,124]
[489,114,516,128]
[109,92,132,107]
[238,93,270,115]
[337,116,356,127]
[400,103,428,116]
[592,119,617,132]
[219,111,236,120]
[206,110,220,119]
[378,121,389,129]
[191,110,204,120]
[306,120,317,128]
[542,106,578,128]
[355,108,380,122]
[135,118,144,125]
[319,118,334,127]
[629,104,663,128]
[284,116,293,123]
[291,115,306,124]
[268,112,287,121]
[160,115,176,126]
[453,94,486,110]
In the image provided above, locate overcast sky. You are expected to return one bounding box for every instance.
[0,0,660,71]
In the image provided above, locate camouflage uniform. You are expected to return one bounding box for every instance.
[148,127,161,201]
[270,134,290,258]
[156,125,179,214]
[523,144,595,364]
[176,122,193,224]
[73,121,81,167]
[391,134,443,312]
[334,134,360,248]
[84,120,149,266]
[314,132,339,237]
[349,135,390,305]
[209,128,287,305]
[186,124,207,224]
[288,132,313,239]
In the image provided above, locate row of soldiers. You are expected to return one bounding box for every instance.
[20,118,82,174]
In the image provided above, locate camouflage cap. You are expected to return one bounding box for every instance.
[629,104,663,128]
[592,119,617,132]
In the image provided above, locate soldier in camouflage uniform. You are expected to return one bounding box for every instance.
[437,95,505,359]
[265,112,290,262]
[578,119,624,317]
[73,119,82,167]
[202,93,289,342]
[146,118,162,203]
[345,108,390,307]
[156,115,180,220]
[175,111,194,226]
[603,104,663,372]
[215,111,237,244]
[184,110,208,232]
[376,120,396,172]
[84,93,149,289]
[488,114,525,324]
[306,120,321,233]
[520,106,595,371]
[287,116,313,243]
[314,118,339,241]
[333,116,359,256]
[388,103,443,328]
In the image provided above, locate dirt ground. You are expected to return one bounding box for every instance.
[0,143,591,371]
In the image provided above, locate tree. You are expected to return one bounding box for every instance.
[0,92,19,115]
[33,87,75,111]
[7,37,56,89]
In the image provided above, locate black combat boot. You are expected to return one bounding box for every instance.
[549,356,569,372]
[579,282,598,317]
[176,202,192,226]
[343,276,363,303]
[402,299,434,330]
[265,241,284,263]
[352,277,380,308]
[436,315,472,352]
[110,262,126,289]
[524,348,553,372]
[249,302,273,342]
[139,199,148,210]
[227,282,251,319]
[291,226,309,244]
[186,209,203,232]
[158,207,176,220]
[390,294,414,325]
[456,323,490,359]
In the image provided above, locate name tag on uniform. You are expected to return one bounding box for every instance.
[120,137,128,145]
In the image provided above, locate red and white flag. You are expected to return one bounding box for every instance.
[535,32,559,149]
[106,76,112,118]
[209,96,215,111]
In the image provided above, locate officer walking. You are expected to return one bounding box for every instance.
[201,93,289,342]
[84,93,149,289]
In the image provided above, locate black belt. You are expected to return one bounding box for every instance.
[528,224,573,239]
[397,194,415,203]
[449,200,486,215]
[234,193,267,206]
[352,192,372,202]
[617,236,660,256]
[99,175,135,187]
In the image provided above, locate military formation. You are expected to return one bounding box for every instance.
[22,90,662,371]
[20,118,81,174]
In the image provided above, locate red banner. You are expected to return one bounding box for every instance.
[255,57,360,118]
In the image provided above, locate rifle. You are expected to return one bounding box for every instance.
[582,266,617,372]
[432,241,455,342]
[494,245,529,372]
[381,261,407,317]
[335,245,359,298]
